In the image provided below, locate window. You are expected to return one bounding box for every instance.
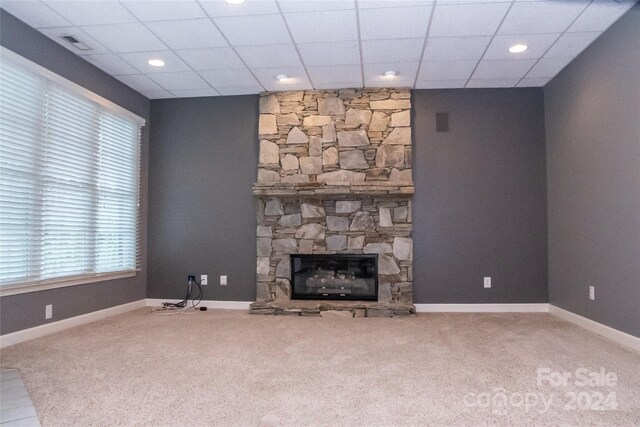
[0,48,145,294]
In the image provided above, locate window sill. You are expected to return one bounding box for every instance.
[0,270,139,297]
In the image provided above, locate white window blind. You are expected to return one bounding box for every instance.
[0,48,144,292]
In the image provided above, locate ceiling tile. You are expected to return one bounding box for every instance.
[544,32,600,59]
[119,51,192,74]
[498,1,588,35]
[216,86,264,96]
[235,44,302,69]
[358,1,432,9]
[423,36,491,61]
[200,68,261,87]
[284,10,358,43]
[361,38,424,64]
[419,60,477,80]
[297,41,360,66]
[278,0,355,13]
[430,3,510,37]
[82,23,167,52]
[1,1,72,28]
[214,14,292,46]
[175,47,245,70]
[170,88,221,97]
[466,79,519,88]
[120,1,206,22]
[437,0,510,3]
[141,90,174,99]
[84,54,140,75]
[145,19,228,50]
[526,57,572,78]
[363,62,418,87]
[307,64,362,84]
[415,80,467,89]
[359,6,431,40]
[38,26,110,55]
[483,33,560,60]
[472,59,537,79]
[314,82,363,89]
[44,1,136,26]
[517,77,551,87]
[200,0,279,17]
[116,74,165,91]
[149,71,210,90]
[568,0,634,32]
[251,67,312,91]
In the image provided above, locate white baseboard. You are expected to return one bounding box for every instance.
[0,299,146,349]
[145,298,251,310]
[415,303,550,313]
[548,305,640,353]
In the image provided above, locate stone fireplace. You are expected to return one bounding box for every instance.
[249,88,415,317]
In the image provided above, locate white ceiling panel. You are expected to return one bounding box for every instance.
[284,10,358,43]
[472,59,537,79]
[466,79,521,88]
[252,66,312,90]
[297,41,361,66]
[141,90,175,99]
[568,1,635,32]
[175,47,245,71]
[216,86,265,96]
[214,14,292,46]
[419,61,477,81]
[364,62,418,87]
[236,44,303,68]
[149,71,210,90]
[314,81,363,90]
[544,32,601,59]
[0,1,71,28]
[44,1,136,26]
[358,0,433,9]
[38,26,110,55]
[423,36,492,61]
[120,1,207,22]
[359,6,432,40]
[526,57,573,78]
[116,74,165,91]
[415,80,467,89]
[278,0,355,13]
[499,1,588,35]
[119,50,192,74]
[200,0,279,17]
[361,38,424,64]
[517,77,551,87]
[200,68,261,88]
[308,64,362,84]
[145,19,228,50]
[430,3,510,37]
[84,53,140,76]
[170,88,221,98]
[483,33,560,60]
[81,23,167,53]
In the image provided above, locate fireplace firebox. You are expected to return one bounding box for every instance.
[290,254,378,301]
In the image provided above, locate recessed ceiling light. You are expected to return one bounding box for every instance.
[383,70,398,77]
[508,44,528,54]
[224,0,246,4]
[148,59,165,67]
[276,74,289,81]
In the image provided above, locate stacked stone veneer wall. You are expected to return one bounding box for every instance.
[253,88,414,315]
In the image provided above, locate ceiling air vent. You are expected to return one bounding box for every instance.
[60,34,91,51]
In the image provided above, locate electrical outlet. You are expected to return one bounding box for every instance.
[484,277,491,288]
[220,275,228,286]
[45,304,52,319]
[589,286,595,301]
[201,274,208,285]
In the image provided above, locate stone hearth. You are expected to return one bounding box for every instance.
[250,88,415,317]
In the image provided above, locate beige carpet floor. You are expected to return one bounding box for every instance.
[1,309,639,426]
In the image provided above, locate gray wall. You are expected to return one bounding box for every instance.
[412,89,548,304]
[147,96,258,301]
[0,10,150,335]
[544,5,640,337]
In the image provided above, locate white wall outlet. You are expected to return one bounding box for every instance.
[220,275,228,286]
[201,274,208,285]
[484,277,492,288]
[45,304,52,319]
[589,286,595,301]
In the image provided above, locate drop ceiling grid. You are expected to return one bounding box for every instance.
[0,0,635,98]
